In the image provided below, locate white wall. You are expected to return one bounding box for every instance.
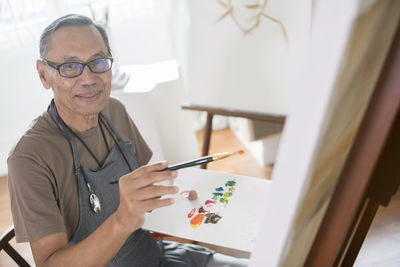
[112,61,198,165]
[108,1,187,65]
[187,0,310,115]
[0,44,53,175]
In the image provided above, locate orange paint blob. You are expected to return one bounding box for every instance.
[237,149,245,154]
[190,213,206,228]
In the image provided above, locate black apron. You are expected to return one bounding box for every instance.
[49,99,213,266]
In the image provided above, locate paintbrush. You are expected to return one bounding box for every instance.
[165,149,245,170]
[109,150,245,184]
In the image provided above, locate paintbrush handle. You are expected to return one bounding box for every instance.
[109,156,213,184]
[164,156,213,170]
[109,152,236,184]
[109,156,212,184]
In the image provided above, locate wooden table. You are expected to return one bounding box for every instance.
[182,104,286,168]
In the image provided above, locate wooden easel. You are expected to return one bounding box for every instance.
[181,104,286,168]
[305,22,400,267]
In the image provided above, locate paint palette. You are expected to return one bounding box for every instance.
[143,168,271,252]
[188,179,236,228]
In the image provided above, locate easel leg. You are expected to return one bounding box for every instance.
[201,112,214,169]
[339,199,379,266]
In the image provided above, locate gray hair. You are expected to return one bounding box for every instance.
[39,14,111,58]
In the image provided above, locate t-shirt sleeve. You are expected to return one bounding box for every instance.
[7,153,66,243]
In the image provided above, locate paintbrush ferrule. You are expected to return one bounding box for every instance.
[212,152,234,161]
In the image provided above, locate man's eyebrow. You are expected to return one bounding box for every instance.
[63,55,80,61]
[63,51,108,61]
[92,51,108,57]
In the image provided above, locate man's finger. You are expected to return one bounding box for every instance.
[136,185,179,200]
[139,161,169,174]
[142,198,175,212]
[134,170,177,189]
[126,161,169,180]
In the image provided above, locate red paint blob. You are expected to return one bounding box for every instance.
[205,200,217,205]
[188,208,196,218]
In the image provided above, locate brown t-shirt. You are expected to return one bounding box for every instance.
[7,98,152,242]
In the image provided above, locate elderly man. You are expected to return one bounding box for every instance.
[7,14,248,267]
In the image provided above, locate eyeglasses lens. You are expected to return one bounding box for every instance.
[88,58,112,73]
[59,63,83,77]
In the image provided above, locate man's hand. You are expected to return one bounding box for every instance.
[114,161,178,234]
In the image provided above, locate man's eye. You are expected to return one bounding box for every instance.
[63,63,78,70]
[93,59,105,66]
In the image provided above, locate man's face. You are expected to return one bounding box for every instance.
[40,25,112,117]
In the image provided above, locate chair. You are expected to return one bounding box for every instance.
[0,225,30,267]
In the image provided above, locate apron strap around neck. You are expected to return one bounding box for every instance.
[99,113,133,172]
[99,112,123,142]
[48,99,82,176]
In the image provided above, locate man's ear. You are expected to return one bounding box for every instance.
[36,60,51,90]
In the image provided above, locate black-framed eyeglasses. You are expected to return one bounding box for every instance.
[42,58,114,78]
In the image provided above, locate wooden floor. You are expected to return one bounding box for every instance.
[0,128,399,266]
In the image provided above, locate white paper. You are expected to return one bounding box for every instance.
[143,168,271,252]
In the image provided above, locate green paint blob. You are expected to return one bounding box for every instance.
[225,180,236,187]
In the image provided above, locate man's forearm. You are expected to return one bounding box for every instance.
[32,214,132,267]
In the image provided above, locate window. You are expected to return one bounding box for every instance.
[0,0,90,49]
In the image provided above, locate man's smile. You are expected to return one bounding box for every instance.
[75,90,102,102]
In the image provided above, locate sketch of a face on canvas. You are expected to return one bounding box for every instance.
[217,0,266,33]
[232,0,264,29]
[216,0,288,43]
